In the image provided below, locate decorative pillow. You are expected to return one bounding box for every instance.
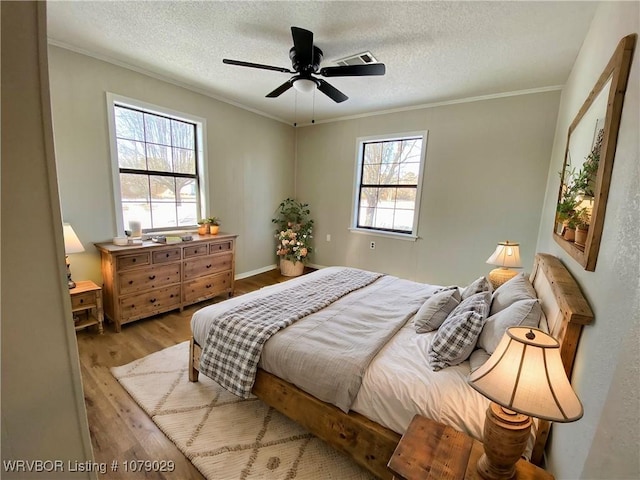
[469,348,491,372]
[479,298,542,353]
[414,288,462,333]
[461,276,492,300]
[427,291,491,371]
[490,272,536,316]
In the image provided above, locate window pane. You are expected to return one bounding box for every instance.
[122,203,151,230]
[176,178,197,202]
[399,162,420,185]
[144,114,171,145]
[363,143,383,164]
[173,147,196,174]
[379,187,397,205]
[177,202,198,226]
[358,206,376,228]
[120,173,149,202]
[151,202,177,228]
[378,162,400,185]
[362,163,381,184]
[396,188,417,204]
[393,210,414,231]
[374,207,395,229]
[117,139,146,169]
[150,175,175,202]
[146,144,173,172]
[115,107,144,141]
[360,187,379,208]
[172,120,194,148]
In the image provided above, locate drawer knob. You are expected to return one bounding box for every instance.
[79,299,84,304]
[129,280,133,284]
[170,294,174,298]
[132,258,136,263]
[206,264,212,268]
[149,298,156,303]
[149,275,156,280]
[166,253,170,257]
[206,284,212,288]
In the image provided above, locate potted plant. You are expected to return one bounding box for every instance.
[272,198,313,276]
[208,217,221,235]
[197,218,210,235]
[574,208,590,248]
[563,213,578,242]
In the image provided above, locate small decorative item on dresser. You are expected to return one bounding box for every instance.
[197,218,210,235]
[486,240,522,289]
[208,216,221,235]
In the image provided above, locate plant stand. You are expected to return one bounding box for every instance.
[280,258,304,277]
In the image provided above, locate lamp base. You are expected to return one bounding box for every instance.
[477,403,532,480]
[66,256,76,289]
[488,268,518,289]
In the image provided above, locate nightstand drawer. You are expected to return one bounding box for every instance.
[71,291,97,311]
[117,252,150,270]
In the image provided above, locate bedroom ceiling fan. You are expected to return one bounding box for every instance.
[223,26,386,103]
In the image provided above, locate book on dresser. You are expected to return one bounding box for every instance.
[95,233,237,332]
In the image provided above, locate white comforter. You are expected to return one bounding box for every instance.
[191,267,489,444]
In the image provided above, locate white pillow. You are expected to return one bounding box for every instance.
[414,288,462,333]
[490,272,536,315]
[427,291,491,371]
[462,276,492,300]
[469,348,491,372]
[479,298,542,353]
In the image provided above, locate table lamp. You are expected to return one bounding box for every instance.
[486,241,521,288]
[468,327,583,480]
[63,223,85,289]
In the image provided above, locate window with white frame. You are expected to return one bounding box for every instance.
[352,132,427,237]
[107,95,207,234]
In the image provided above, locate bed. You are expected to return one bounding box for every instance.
[188,253,593,479]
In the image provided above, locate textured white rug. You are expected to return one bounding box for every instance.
[111,342,374,480]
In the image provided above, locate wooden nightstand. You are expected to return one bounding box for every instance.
[388,415,554,480]
[70,280,104,334]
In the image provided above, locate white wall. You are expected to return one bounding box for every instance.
[48,46,296,283]
[1,3,94,478]
[296,92,560,285]
[535,2,639,479]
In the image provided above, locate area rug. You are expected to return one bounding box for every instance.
[111,342,374,480]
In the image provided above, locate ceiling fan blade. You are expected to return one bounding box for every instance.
[291,27,314,67]
[266,79,294,98]
[223,58,293,74]
[317,79,348,103]
[319,63,386,77]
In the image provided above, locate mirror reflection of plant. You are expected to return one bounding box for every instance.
[272,198,314,264]
[574,208,591,230]
[573,128,604,197]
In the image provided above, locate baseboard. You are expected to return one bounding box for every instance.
[235,264,277,280]
[307,263,328,270]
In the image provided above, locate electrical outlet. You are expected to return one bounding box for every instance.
[326,234,331,242]
[370,241,376,250]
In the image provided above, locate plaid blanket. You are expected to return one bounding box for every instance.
[199,268,383,398]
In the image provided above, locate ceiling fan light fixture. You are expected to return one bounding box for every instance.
[293,78,317,93]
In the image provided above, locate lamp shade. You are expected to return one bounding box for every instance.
[469,327,583,422]
[486,241,521,268]
[63,223,85,254]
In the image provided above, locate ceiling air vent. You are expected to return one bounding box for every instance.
[334,51,378,67]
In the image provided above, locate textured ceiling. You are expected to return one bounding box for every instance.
[46,1,597,125]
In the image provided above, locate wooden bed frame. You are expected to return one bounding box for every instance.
[188,253,593,479]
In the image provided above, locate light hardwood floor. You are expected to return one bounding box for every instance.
[76,267,312,479]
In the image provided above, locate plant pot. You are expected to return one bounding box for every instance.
[575,226,589,247]
[209,225,219,235]
[563,227,576,242]
[197,225,209,235]
[280,258,304,277]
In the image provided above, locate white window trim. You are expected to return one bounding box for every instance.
[105,92,209,236]
[350,130,428,240]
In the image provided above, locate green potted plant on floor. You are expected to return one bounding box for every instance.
[272,198,313,277]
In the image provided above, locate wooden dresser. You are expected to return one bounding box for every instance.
[95,233,237,332]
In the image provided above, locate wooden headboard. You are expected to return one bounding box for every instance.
[528,253,594,464]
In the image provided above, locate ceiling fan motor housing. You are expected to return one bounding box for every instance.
[289,45,323,76]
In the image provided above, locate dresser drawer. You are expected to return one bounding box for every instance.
[119,285,181,322]
[152,247,181,263]
[183,271,232,304]
[183,253,232,280]
[118,263,181,295]
[117,252,150,270]
[184,244,209,258]
[209,240,233,254]
[71,291,97,311]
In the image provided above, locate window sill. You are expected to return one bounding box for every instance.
[349,228,418,241]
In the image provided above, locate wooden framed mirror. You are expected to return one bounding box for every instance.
[554,34,636,271]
